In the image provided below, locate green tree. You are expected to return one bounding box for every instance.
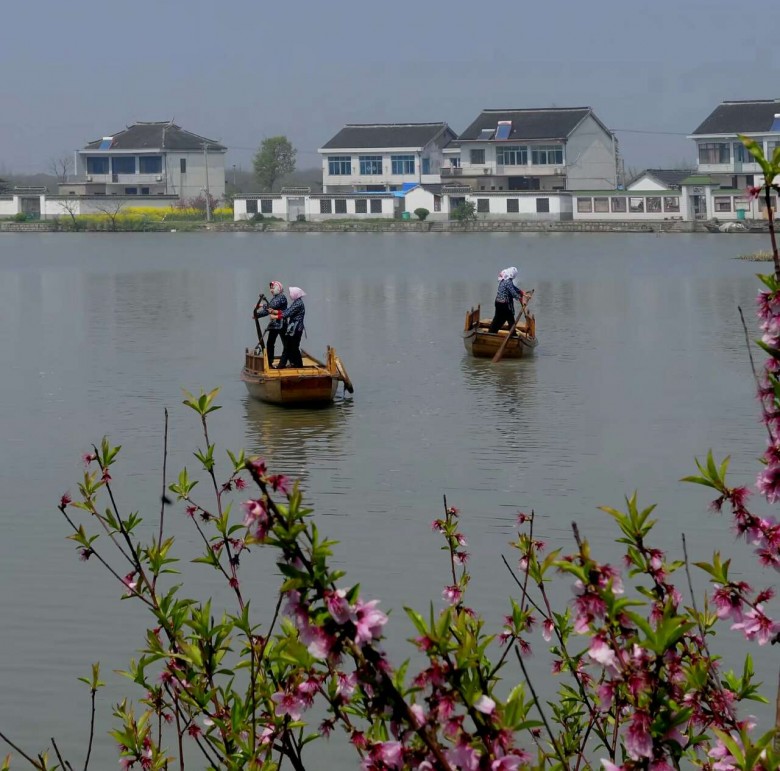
[253,136,297,192]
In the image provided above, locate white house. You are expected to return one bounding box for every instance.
[233,190,398,222]
[318,122,456,193]
[626,169,693,192]
[59,121,226,201]
[442,107,618,192]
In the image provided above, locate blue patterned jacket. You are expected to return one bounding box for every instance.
[256,293,287,330]
[280,297,305,336]
[495,278,523,313]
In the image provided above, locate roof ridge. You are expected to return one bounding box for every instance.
[343,121,446,127]
[481,107,591,113]
[720,99,780,104]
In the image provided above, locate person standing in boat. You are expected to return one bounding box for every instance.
[254,280,288,367]
[489,267,525,334]
[271,286,306,369]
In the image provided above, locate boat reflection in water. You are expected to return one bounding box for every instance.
[241,395,354,494]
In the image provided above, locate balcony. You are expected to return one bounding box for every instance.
[84,173,164,184]
[441,167,463,177]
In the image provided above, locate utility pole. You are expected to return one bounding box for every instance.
[203,142,212,221]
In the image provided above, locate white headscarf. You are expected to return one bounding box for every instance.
[289,287,306,301]
[498,267,518,282]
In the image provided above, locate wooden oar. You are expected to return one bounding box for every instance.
[491,290,534,364]
[253,293,267,351]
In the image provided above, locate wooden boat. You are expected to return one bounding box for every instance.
[463,304,538,359]
[241,345,353,406]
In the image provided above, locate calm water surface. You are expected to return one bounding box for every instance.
[0,232,774,767]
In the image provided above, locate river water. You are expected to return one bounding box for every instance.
[0,232,775,768]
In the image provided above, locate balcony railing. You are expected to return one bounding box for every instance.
[85,173,164,184]
[441,167,463,176]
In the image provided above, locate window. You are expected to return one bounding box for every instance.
[470,149,485,165]
[629,197,645,213]
[698,142,730,164]
[370,199,382,214]
[335,199,347,214]
[261,199,272,214]
[507,198,519,213]
[86,156,109,175]
[646,197,662,213]
[112,156,135,174]
[536,198,550,213]
[593,197,609,213]
[477,198,489,213]
[451,157,461,168]
[422,157,430,174]
[328,156,352,175]
[663,196,680,212]
[124,187,138,195]
[141,187,150,195]
[359,155,382,175]
[577,198,593,213]
[320,199,332,213]
[733,143,755,163]
[246,199,258,214]
[496,146,527,166]
[714,196,732,212]
[531,145,563,165]
[139,156,162,174]
[611,197,627,212]
[433,195,441,212]
[391,154,415,174]
[355,199,368,214]
[180,158,187,174]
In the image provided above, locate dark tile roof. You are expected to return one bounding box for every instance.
[84,122,226,151]
[629,168,694,189]
[320,123,455,150]
[692,100,780,135]
[458,107,606,141]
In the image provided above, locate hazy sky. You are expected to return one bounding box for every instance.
[1,0,778,174]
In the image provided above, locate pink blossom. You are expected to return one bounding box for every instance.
[445,741,480,771]
[597,681,615,711]
[325,588,352,624]
[443,585,463,605]
[271,690,306,721]
[336,671,356,699]
[626,710,653,760]
[82,452,97,466]
[376,741,403,769]
[649,760,675,771]
[247,457,267,476]
[542,618,553,641]
[353,598,388,644]
[122,572,138,593]
[757,464,780,503]
[731,604,779,645]
[474,694,496,715]
[600,762,625,771]
[712,584,746,622]
[588,634,618,669]
[268,474,291,495]
[746,185,762,202]
[491,756,524,771]
[409,703,425,726]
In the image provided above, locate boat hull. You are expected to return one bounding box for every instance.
[462,304,538,359]
[462,328,537,359]
[241,346,351,406]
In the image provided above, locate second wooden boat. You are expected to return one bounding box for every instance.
[463,304,538,359]
[241,345,353,406]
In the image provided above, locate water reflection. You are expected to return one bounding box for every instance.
[460,355,539,420]
[241,395,354,488]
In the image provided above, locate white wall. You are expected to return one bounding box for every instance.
[565,115,617,190]
[466,192,571,220]
[404,188,449,220]
[0,197,16,216]
[234,197,286,220]
[306,196,395,221]
[627,175,667,191]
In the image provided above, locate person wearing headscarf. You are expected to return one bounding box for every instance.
[254,280,288,367]
[489,267,525,333]
[271,286,306,368]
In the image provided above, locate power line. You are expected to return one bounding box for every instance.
[612,128,690,136]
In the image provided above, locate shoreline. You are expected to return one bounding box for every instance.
[0,219,765,234]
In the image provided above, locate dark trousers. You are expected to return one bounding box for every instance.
[489,301,515,333]
[266,328,281,366]
[278,330,303,368]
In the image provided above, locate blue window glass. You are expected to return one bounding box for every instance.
[139,156,162,174]
[359,155,382,175]
[86,156,109,175]
[531,145,564,165]
[495,121,512,140]
[112,156,136,174]
[124,187,138,195]
[391,154,415,175]
[328,156,352,175]
[99,137,113,150]
[422,157,430,174]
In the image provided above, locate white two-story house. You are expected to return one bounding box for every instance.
[442,107,618,192]
[689,99,780,190]
[318,122,457,193]
[60,121,226,200]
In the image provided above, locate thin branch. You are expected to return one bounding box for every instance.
[82,687,97,771]
[51,737,73,771]
[738,305,774,444]
[158,408,169,549]
[0,732,43,769]
[514,647,569,769]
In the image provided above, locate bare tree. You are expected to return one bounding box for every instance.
[94,200,125,231]
[48,155,73,183]
[57,198,81,229]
